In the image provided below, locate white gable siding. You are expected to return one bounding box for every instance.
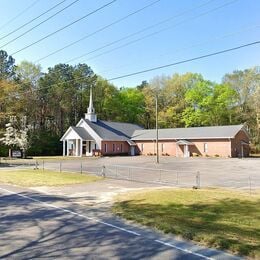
[61,127,81,141]
[65,129,81,140]
[76,119,102,148]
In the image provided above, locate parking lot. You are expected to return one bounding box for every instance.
[3,156,259,191]
[36,156,260,190]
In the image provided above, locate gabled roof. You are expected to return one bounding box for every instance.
[71,126,94,140]
[83,119,143,141]
[60,126,94,141]
[131,125,246,140]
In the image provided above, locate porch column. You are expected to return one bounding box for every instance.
[63,140,66,156]
[75,139,79,156]
[66,140,70,156]
[79,139,83,157]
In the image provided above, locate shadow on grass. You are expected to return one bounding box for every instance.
[113,198,260,258]
[0,191,185,259]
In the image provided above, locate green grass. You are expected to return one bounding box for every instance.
[113,188,260,258]
[0,169,101,186]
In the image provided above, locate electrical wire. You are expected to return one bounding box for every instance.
[97,24,260,75]
[73,0,239,63]
[0,0,41,31]
[107,41,260,81]
[20,39,260,96]
[0,0,81,49]
[0,0,69,41]
[10,0,117,56]
[34,0,162,63]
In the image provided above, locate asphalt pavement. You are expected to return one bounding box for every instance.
[0,183,241,260]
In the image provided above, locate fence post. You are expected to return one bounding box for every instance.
[101,165,106,177]
[176,172,179,185]
[59,161,62,173]
[196,171,200,189]
[34,160,38,170]
[116,166,118,178]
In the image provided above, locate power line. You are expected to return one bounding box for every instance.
[97,24,260,75]
[34,0,162,63]
[0,0,41,31]
[0,0,81,49]
[76,0,239,63]
[20,39,260,96]
[10,0,117,56]
[35,0,219,77]
[38,0,235,69]
[107,41,260,81]
[50,0,216,64]
[0,0,68,42]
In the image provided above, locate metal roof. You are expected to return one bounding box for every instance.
[131,125,246,140]
[84,119,143,141]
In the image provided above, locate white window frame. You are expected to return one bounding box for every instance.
[161,143,164,153]
[204,143,208,153]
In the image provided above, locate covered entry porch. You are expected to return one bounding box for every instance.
[176,140,194,158]
[61,126,97,157]
[63,139,96,157]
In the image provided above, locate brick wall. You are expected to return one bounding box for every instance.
[231,130,250,157]
[135,139,232,157]
[101,141,130,155]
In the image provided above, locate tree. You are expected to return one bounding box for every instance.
[0,116,31,158]
[223,66,260,146]
[117,87,145,124]
[38,63,97,134]
[16,60,42,87]
[93,76,120,120]
[0,117,17,157]
[0,50,16,80]
[182,79,238,127]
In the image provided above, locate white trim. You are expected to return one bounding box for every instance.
[80,139,83,157]
[132,137,236,141]
[77,119,102,148]
[60,127,82,141]
[63,140,66,156]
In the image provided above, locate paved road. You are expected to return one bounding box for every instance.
[0,184,240,260]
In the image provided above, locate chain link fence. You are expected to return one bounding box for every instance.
[1,158,259,194]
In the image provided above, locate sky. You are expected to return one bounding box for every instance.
[0,0,259,88]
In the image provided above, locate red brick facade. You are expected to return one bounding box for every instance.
[135,130,250,158]
[101,141,130,155]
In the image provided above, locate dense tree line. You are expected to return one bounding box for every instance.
[0,50,259,156]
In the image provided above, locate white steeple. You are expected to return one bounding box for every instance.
[85,86,97,122]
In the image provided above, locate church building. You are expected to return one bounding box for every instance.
[60,88,250,158]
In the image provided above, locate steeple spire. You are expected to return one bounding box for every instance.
[87,86,95,114]
[85,86,97,122]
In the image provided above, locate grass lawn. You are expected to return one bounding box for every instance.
[0,169,101,186]
[113,188,260,258]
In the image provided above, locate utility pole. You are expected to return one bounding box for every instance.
[156,94,159,164]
